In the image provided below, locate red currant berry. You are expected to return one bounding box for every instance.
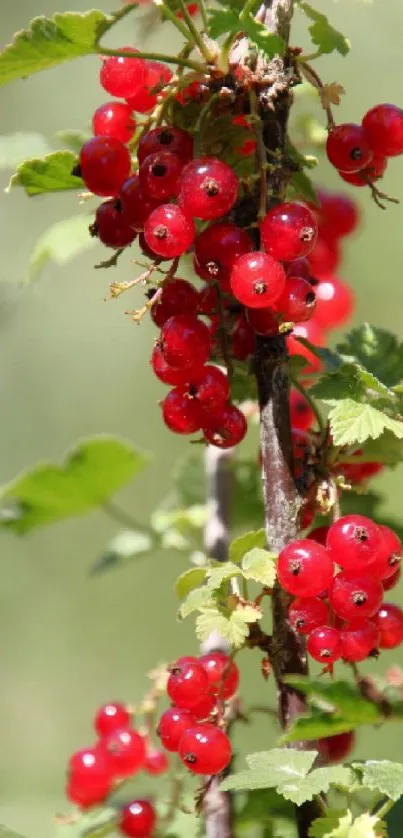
[382,567,401,591]
[307,626,342,664]
[162,388,203,434]
[340,619,379,662]
[144,204,195,258]
[275,276,316,323]
[246,306,279,336]
[66,773,110,809]
[288,597,329,635]
[339,151,387,186]
[178,723,232,775]
[203,403,247,449]
[199,651,239,699]
[318,731,355,764]
[261,202,318,261]
[100,728,146,778]
[178,157,239,220]
[92,200,136,248]
[326,514,381,573]
[119,800,156,838]
[93,102,136,144]
[126,62,172,113]
[69,746,110,782]
[231,252,286,309]
[329,572,383,621]
[100,48,147,99]
[80,137,131,197]
[307,234,341,277]
[139,152,183,201]
[139,232,170,262]
[198,284,218,316]
[284,257,312,280]
[167,657,210,708]
[95,702,131,738]
[144,748,169,775]
[191,691,216,721]
[336,455,383,485]
[286,321,325,375]
[313,276,354,330]
[151,344,188,386]
[309,526,330,546]
[289,390,314,432]
[316,188,360,239]
[194,222,252,285]
[150,279,199,328]
[362,103,403,157]
[138,125,193,165]
[157,707,196,752]
[231,316,255,360]
[277,539,334,597]
[119,175,161,231]
[372,525,402,580]
[326,124,373,172]
[373,603,403,649]
[187,365,230,410]
[161,314,211,370]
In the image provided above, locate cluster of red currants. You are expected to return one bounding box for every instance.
[326,103,403,187]
[157,651,238,775]
[278,514,403,666]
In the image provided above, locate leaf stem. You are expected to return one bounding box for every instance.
[373,797,395,821]
[197,0,209,32]
[176,0,213,62]
[97,46,206,74]
[155,0,198,42]
[240,0,259,23]
[290,375,325,438]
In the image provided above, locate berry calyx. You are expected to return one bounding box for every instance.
[119,800,156,838]
[326,123,373,173]
[199,651,240,699]
[178,723,232,774]
[157,707,196,752]
[203,403,247,449]
[167,656,210,708]
[277,539,334,597]
[80,137,131,197]
[326,514,382,572]
[261,202,318,261]
[178,157,239,220]
[231,252,286,309]
[307,625,342,664]
[92,102,136,143]
[288,597,329,635]
[100,48,147,99]
[95,702,131,738]
[161,314,211,370]
[144,203,195,258]
[329,572,383,621]
[373,603,403,649]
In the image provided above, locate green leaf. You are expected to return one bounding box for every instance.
[55,129,92,153]
[175,567,207,601]
[91,530,155,575]
[309,810,353,838]
[338,324,403,388]
[338,432,403,467]
[0,436,149,534]
[352,760,403,802]
[349,814,386,838]
[289,168,320,205]
[207,7,240,38]
[327,399,403,447]
[297,2,350,56]
[242,547,277,586]
[178,586,214,619]
[207,562,242,590]
[310,363,367,402]
[6,150,83,196]
[242,17,285,60]
[0,10,119,87]
[196,603,261,648]
[0,132,51,168]
[28,214,95,282]
[281,709,357,744]
[246,748,317,775]
[229,529,267,564]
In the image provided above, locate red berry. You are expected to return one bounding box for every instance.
[80,136,131,197]
[231,252,286,309]
[373,603,403,649]
[289,390,314,432]
[139,232,170,262]
[66,773,110,809]
[138,125,193,165]
[139,152,183,200]
[275,276,316,323]
[307,235,341,277]
[318,731,355,764]
[383,567,401,591]
[199,651,239,699]
[372,525,402,580]
[288,597,329,635]
[246,306,279,336]
[100,48,147,99]
[68,746,110,781]
[313,276,354,330]
[186,365,230,410]
[337,455,383,485]
[119,800,156,838]
[309,526,330,546]
[126,61,172,113]
[203,403,247,449]
[144,748,169,775]
[261,202,318,261]
[191,691,217,720]
[340,619,379,662]
[144,203,195,258]
[178,157,239,220]
[151,344,188,386]
[326,514,381,573]
[100,728,146,778]
[162,387,203,434]
[339,152,387,186]
[231,316,255,360]
[161,314,211,370]
[362,103,403,157]
[157,707,196,752]
[167,657,210,708]
[150,279,199,327]
[316,188,360,238]
[329,572,383,621]
[307,626,342,664]
[198,284,218,315]
[92,200,136,248]
[277,539,334,597]
[284,257,313,280]
[326,124,373,172]
[95,702,131,738]
[194,222,252,285]
[178,723,232,774]
[119,175,161,231]
[93,102,136,144]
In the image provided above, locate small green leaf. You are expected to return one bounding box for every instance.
[289,169,320,205]
[242,547,277,586]
[282,709,356,744]
[207,7,240,38]
[338,324,403,388]
[196,603,261,648]
[284,678,382,725]
[297,2,350,56]
[310,363,367,402]
[242,17,285,60]
[309,810,353,838]
[0,132,51,168]
[178,587,213,619]
[221,769,277,792]
[91,530,154,575]
[207,562,242,590]
[280,766,353,807]
[175,567,207,601]
[7,150,83,196]
[28,214,95,282]
[349,814,386,838]
[246,748,317,775]
[229,529,266,564]
[352,760,403,802]
[55,129,91,153]
[327,399,403,446]
[0,436,149,533]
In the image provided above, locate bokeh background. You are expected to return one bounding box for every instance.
[0,0,403,834]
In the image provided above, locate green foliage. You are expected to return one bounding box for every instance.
[7,151,83,196]
[234,788,297,838]
[328,399,403,447]
[54,807,117,838]
[309,811,385,838]
[195,601,262,647]
[338,324,403,387]
[241,547,276,586]
[229,528,266,563]
[175,567,207,601]
[352,761,403,802]
[296,2,350,56]
[0,436,149,534]
[208,6,285,59]
[90,530,155,575]
[28,215,95,282]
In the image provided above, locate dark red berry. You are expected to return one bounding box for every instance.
[340,619,379,662]
[318,731,355,764]
[99,728,146,778]
[178,157,239,220]
[119,175,161,231]
[289,390,314,432]
[100,48,147,99]
[161,314,211,370]
[277,539,334,597]
[372,524,402,580]
[138,125,193,165]
[261,202,318,261]
[144,203,195,258]
[382,567,401,591]
[119,800,156,838]
[198,284,218,315]
[315,188,360,238]
[199,651,239,699]
[275,276,316,323]
[336,454,383,485]
[162,387,203,434]
[246,306,279,336]
[178,723,232,774]
[231,316,255,360]
[288,597,329,635]
[93,101,136,144]
[329,572,383,621]
[307,626,342,664]
[144,748,169,775]
[231,252,286,309]
[151,344,189,386]
[194,222,252,285]
[309,526,330,546]
[313,276,354,330]
[203,403,247,449]
[126,61,172,113]
[373,603,403,649]
[362,103,403,157]
[93,200,136,248]
[80,136,131,197]
[139,151,183,200]
[326,123,373,172]
[326,514,381,573]
[150,279,199,327]
[339,151,387,186]
[95,702,131,738]
[167,657,210,708]
[157,707,196,752]
[186,365,230,410]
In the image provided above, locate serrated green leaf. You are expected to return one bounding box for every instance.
[0,11,118,87]
[196,603,261,648]
[242,547,277,586]
[310,363,367,402]
[207,562,242,590]
[28,214,95,282]
[352,760,403,802]
[337,324,403,388]
[0,132,51,168]
[280,766,353,806]
[246,748,317,775]
[91,530,154,575]
[297,2,350,56]
[207,7,240,38]
[229,529,266,564]
[284,678,382,725]
[309,810,353,838]
[7,150,83,196]
[282,709,356,744]
[178,586,213,619]
[327,399,403,447]
[0,436,149,534]
[221,768,277,792]
[242,17,285,59]
[349,814,386,838]
[175,567,207,601]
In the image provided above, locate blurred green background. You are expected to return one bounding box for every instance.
[1,0,403,834]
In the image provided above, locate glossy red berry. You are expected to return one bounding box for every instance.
[313,276,354,330]
[288,597,329,635]
[231,252,286,309]
[372,525,402,580]
[144,203,195,258]
[126,61,172,113]
[275,276,316,323]
[139,151,183,200]
[66,773,110,809]
[139,232,170,262]
[318,731,355,764]
[198,284,218,315]
[167,657,210,708]
[187,365,230,410]
[326,123,373,172]
[92,200,136,248]
[150,344,187,386]
[231,316,255,360]
[100,728,146,777]
[261,202,318,261]
[339,152,387,186]
[316,188,360,239]
[203,403,247,449]
[95,702,131,738]
[150,279,199,327]
[329,572,383,621]
[119,800,156,838]
[191,691,217,721]
[373,603,403,649]
[80,136,131,197]
[157,707,196,752]
[100,48,147,99]
[161,314,211,370]
[93,102,136,144]
[326,514,381,572]
[119,175,161,231]
[178,723,232,774]
[162,388,203,434]
[382,567,401,591]
[362,103,403,157]
[277,539,334,597]
[336,455,383,485]
[138,125,193,165]
[178,157,239,220]
[194,222,252,285]
[69,746,110,782]
[340,619,379,662]
[246,306,279,336]
[289,390,315,432]
[199,652,239,699]
[144,748,169,775]
[307,234,341,277]
[307,626,342,664]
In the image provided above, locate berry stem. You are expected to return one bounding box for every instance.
[197,0,209,33]
[154,0,200,42]
[299,60,336,130]
[96,46,206,74]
